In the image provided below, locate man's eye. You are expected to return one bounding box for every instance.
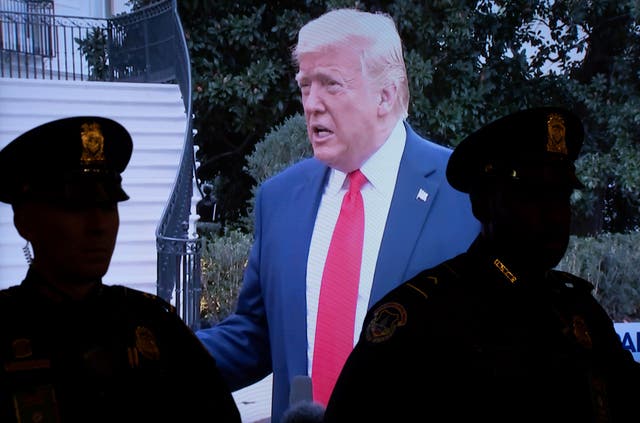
[326,80,342,92]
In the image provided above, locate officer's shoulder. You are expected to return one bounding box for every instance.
[102,284,176,314]
[549,270,594,293]
[361,260,461,345]
[397,256,465,300]
[403,265,454,300]
[370,258,462,315]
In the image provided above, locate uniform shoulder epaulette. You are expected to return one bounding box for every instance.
[403,267,445,302]
[550,270,594,293]
[104,285,176,314]
[401,256,464,302]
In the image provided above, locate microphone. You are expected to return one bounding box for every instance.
[289,375,313,405]
[281,375,325,423]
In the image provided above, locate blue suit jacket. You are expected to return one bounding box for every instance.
[197,122,481,422]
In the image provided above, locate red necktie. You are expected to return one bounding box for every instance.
[312,169,367,405]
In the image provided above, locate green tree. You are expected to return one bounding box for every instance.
[177,0,639,235]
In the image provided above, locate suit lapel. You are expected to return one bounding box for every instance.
[280,160,329,375]
[369,125,442,307]
[285,160,329,279]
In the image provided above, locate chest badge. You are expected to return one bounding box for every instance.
[135,326,160,360]
[572,315,592,349]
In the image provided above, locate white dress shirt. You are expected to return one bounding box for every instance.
[306,119,406,375]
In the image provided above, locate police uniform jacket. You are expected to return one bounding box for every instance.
[0,268,241,423]
[324,236,640,422]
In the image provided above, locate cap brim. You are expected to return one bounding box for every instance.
[61,180,130,204]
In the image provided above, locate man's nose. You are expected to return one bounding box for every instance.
[303,84,325,112]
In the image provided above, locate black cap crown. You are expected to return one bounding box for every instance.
[447,107,584,193]
[0,116,133,205]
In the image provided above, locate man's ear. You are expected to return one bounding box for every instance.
[377,83,397,115]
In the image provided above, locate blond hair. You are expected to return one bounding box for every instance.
[292,8,410,119]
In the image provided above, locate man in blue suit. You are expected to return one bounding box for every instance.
[197,8,480,422]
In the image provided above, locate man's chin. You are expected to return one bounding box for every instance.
[74,262,111,281]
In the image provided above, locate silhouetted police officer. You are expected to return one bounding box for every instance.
[324,107,640,422]
[0,117,241,422]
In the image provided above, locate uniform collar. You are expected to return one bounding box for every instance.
[467,237,552,288]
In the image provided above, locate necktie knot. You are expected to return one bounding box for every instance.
[348,169,367,194]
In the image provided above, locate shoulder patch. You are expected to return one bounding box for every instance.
[364,302,407,344]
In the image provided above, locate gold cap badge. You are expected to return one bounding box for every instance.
[80,122,106,166]
[546,113,568,155]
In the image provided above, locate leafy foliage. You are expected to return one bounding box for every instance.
[558,232,640,321]
[77,0,178,83]
[200,228,253,326]
[239,113,312,232]
[200,114,311,324]
[179,2,311,224]
[75,28,109,81]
